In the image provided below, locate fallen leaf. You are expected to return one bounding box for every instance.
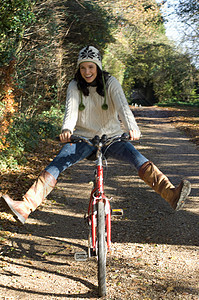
[167,286,175,293]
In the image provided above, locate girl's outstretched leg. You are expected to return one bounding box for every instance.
[138,161,191,210]
[0,171,57,224]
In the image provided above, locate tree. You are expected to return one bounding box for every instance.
[101,0,197,104]
[14,0,114,114]
[165,0,199,65]
[0,0,35,65]
[0,0,35,150]
[100,0,164,78]
[123,42,195,105]
[0,59,18,150]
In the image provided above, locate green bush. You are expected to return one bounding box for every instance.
[0,105,63,170]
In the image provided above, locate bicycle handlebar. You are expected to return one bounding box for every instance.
[56,133,130,147]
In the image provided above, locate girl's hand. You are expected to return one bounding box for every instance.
[129,129,140,141]
[60,130,71,143]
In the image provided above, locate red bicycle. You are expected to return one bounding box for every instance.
[69,134,127,297]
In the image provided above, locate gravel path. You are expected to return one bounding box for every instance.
[0,107,198,299]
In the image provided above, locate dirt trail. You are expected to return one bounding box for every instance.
[0,107,198,299]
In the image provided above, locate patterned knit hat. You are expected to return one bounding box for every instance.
[77,46,102,70]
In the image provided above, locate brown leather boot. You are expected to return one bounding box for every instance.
[138,161,191,210]
[0,171,57,224]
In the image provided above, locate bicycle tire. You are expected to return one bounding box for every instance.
[97,201,106,297]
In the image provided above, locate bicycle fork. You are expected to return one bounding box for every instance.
[89,194,111,256]
[90,154,111,255]
[74,194,111,261]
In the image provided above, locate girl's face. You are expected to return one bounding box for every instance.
[79,62,97,83]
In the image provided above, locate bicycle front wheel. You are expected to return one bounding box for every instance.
[97,201,106,297]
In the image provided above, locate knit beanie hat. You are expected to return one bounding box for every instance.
[77,46,102,70]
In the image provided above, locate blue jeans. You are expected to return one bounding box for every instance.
[45,141,148,180]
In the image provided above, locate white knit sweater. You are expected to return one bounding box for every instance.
[62,76,141,138]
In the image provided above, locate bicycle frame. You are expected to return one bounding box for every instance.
[87,145,111,255]
[58,134,127,296]
[57,133,126,260]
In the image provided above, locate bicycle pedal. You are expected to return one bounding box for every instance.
[111,208,123,216]
[74,251,88,261]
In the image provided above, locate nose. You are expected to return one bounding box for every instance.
[84,68,90,75]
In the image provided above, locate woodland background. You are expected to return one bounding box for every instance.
[0,0,199,169]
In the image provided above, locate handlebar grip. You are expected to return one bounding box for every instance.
[101,134,108,143]
[121,133,129,141]
[70,135,81,143]
[55,135,78,143]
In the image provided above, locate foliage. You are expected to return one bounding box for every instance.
[14,0,114,115]
[123,42,197,105]
[0,0,35,153]
[0,0,35,66]
[101,0,198,105]
[101,0,164,77]
[0,105,63,170]
[175,0,199,40]
[166,0,199,65]
[0,59,18,150]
